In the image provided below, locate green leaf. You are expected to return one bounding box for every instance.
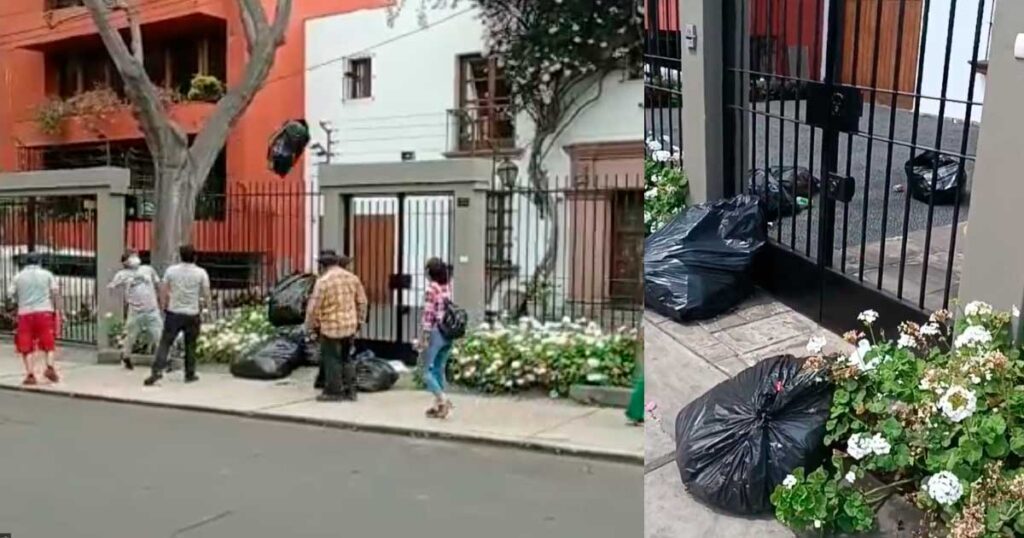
[1009,430,1024,456]
[987,435,1010,458]
[1013,513,1024,535]
[881,417,903,439]
[960,438,984,463]
[986,508,1004,532]
[834,389,850,405]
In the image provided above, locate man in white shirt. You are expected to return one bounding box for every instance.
[7,252,61,385]
[107,249,162,370]
[145,245,211,386]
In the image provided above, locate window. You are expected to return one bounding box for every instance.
[54,52,118,98]
[45,0,84,9]
[346,58,373,99]
[455,54,514,152]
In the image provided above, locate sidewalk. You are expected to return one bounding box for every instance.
[644,290,852,538]
[0,347,642,464]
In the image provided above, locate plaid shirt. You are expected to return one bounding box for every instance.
[305,267,368,339]
[421,281,452,332]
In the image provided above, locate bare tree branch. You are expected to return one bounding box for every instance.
[236,0,270,54]
[80,0,171,151]
[189,0,293,183]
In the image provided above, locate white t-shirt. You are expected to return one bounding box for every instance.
[108,266,160,314]
[163,263,211,316]
[8,265,59,315]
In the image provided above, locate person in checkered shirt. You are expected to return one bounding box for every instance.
[419,257,454,419]
[305,250,368,402]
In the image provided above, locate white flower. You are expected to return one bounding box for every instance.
[954,325,993,349]
[969,374,981,384]
[897,333,917,349]
[805,335,827,355]
[586,358,600,368]
[846,433,874,460]
[586,373,608,383]
[870,433,891,455]
[1014,305,1021,318]
[813,520,822,529]
[920,323,942,337]
[938,385,977,423]
[511,361,522,370]
[782,474,797,489]
[652,150,672,162]
[963,301,993,318]
[844,471,856,484]
[924,471,963,506]
[857,310,879,325]
[847,340,884,373]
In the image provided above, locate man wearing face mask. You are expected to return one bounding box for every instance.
[107,250,162,370]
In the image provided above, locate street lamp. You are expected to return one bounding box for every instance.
[496,158,519,190]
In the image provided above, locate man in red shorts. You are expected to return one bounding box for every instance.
[7,252,61,385]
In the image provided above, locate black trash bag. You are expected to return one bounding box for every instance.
[644,195,767,322]
[267,120,311,178]
[905,151,966,205]
[230,336,305,380]
[355,352,399,392]
[746,166,820,219]
[773,166,821,198]
[267,273,317,327]
[676,355,833,515]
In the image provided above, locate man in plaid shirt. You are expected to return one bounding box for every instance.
[305,250,368,401]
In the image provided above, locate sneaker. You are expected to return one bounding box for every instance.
[143,373,162,386]
[22,374,37,386]
[44,366,60,383]
[122,356,134,370]
[316,393,344,402]
[184,374,199,384]
[341,390,358,402]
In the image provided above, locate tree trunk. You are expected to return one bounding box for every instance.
[150,148,209,272]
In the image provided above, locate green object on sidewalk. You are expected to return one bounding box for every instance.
[796,196,809,208]
[625,377,644,423]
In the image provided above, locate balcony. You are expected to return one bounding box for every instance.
[444,105,520,158]
[4,0,226,51]
[12,98,216,147]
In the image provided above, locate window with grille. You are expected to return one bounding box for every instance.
[346,58,373,100]
[455,54,514,151]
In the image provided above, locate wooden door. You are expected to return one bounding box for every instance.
[609,191,644,303]
[351,215,395,303]
[840,0,924,109]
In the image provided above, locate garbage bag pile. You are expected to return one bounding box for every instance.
[644,195,766,322]
[746,166,820,219]
[675,355,834,515]
[228,273,399,393]
[904,151,966,205]
[267,119,311,178]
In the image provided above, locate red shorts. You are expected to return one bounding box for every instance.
[15,312,57,355]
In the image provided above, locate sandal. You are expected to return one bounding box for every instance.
[436,400,454,420]
[425,404,442,418]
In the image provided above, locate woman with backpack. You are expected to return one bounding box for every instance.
[418,257,458,419]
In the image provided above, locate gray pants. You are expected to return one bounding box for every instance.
[123,310,163,354]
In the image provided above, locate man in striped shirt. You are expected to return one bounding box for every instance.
[305,250,368,401]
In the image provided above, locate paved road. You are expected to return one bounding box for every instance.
[0,391,640,538]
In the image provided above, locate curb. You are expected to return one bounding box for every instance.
[0,383,643,466]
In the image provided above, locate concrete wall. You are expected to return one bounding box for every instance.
[958,0,1024,311]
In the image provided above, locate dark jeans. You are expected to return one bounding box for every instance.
[320,336,354,396]
[152,311,201,377]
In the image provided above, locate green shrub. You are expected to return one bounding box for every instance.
[449,317,638,396]
[645,158,687,234]
[187,74,225,102]
[195,306,274,363]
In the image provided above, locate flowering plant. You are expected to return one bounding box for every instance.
[449,316,638,396]
[770,464,875,534]
[644,157,687,234]
[771,302,1024,536]
[194,306,275,363]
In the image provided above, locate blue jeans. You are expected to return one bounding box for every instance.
[422,328,452,396]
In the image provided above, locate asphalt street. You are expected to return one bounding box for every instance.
[0,391,640,538]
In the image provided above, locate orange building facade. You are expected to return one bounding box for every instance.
[0,0,386,281]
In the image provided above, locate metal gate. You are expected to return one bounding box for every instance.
[342,193,454,364]
[0,195,98,344]
[722,0,989,335]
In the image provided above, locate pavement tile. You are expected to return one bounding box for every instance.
[644,464,790,538]
[644,310,671,326]
[530,407,643,458]
[713,311,819,356]
[657,321,738,363]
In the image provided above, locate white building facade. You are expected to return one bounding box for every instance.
[304,6,643,316]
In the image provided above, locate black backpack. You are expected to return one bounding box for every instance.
[438,298,468,340]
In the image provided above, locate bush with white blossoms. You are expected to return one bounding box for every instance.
[772,301,1024,536]
[194,307,275,363]
[449,316,638,396]
[645,157,688,234]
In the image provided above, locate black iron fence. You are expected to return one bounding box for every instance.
[486,173,644,331]
[0,195,98,344]
[645,0,683,157]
